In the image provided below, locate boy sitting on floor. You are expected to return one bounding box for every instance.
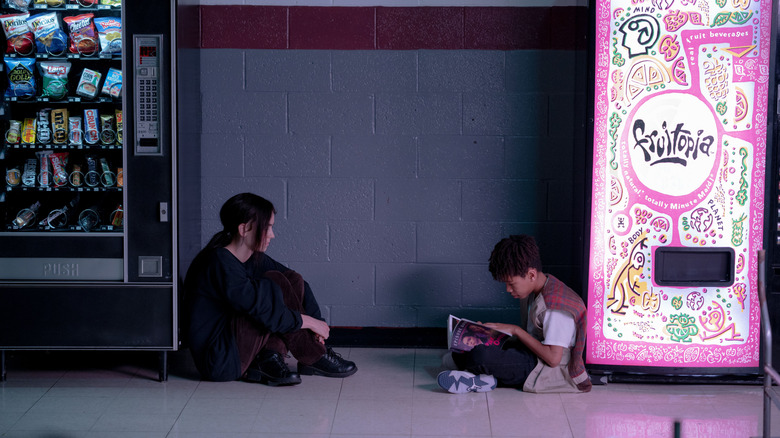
[438,235,591,394]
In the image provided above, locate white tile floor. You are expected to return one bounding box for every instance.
[0,347,777,438]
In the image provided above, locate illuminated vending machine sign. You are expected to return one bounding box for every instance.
[587,0,771,370]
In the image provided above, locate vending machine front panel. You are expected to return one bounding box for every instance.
[0,1,177,363]
[586,0,771,373]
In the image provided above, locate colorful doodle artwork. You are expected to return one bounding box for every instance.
[587,0,768,368]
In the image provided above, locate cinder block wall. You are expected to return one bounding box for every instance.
[195,5,589,327]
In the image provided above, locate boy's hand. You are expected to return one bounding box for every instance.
[486,322,565,367]
[484,322,522,337]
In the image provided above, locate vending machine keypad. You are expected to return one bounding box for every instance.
[133,35,163,156]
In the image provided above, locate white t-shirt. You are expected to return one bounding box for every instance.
[527,295,576,348]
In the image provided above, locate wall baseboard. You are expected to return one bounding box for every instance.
[329,327,446,348]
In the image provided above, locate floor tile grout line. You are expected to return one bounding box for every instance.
[164,378,202,437]
[328,346,351,436]
[484,391,494,437]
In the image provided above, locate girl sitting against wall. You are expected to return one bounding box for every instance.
[184,192,357,386]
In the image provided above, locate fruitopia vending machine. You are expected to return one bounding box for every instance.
[586,0,772,380]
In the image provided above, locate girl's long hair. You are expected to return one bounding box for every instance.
[204,193,276,252]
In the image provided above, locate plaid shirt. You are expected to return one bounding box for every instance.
[540,274,592,392]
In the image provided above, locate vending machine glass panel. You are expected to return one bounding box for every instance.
[0,1,126,280]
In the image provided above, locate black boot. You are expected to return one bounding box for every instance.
[244,350,301,386]
[297,347,357,378]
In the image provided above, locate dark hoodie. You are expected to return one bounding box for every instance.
[183,248,321,381]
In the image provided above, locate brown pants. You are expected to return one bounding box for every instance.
[231,270,327,376]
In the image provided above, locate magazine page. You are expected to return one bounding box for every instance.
[447,315,512,353]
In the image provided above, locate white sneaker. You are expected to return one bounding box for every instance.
[437,370,497,394]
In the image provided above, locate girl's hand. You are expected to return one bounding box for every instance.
[301,314,330,340]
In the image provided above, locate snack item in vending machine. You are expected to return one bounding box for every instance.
[101,0,120,5]
[69,163,82,187]
[76,68,101,99]
[115,109,122,144]
[98,156,113,186]
[21,117,36,144]
[116,166,122,187]
[27,12,68,56]
[84,153,99,186]
[4,58,36,99]
[13,200,40,228]
[36,150,51,187]
[50,152,68,186]
[52,108,68,144]
[110,204,123,227]
[39,61,71,100]
[3,0,30,11]
[21,158,36,186]
[0,13,34,55]
[84,109,99,144]
[102,68,122,98]
[5,0,30,12]
[77,205,100,232]
[93,16,121,55]
[71,0,97,5]
[36,108,51,144]
[63,14,98,56]
[39,194,79,229]
[99,114,115,145]
[6,120,21,144]
[34,0,66,6]
[68,116,82,146]
[40,207,66,228]
[5,165,21,186]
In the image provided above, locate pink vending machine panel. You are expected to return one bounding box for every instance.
[587,0,772,371]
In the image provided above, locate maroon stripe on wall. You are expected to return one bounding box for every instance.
[200,6,587,50]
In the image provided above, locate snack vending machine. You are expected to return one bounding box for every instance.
[586,0,772,380]
[0,0,177,380]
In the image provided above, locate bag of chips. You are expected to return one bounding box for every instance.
[5,0,31,11]
[39,61,71,100]
[63,14,98,56]
[4,58,36,99]
[100,0,120,5]
[0,13,34,55]
[27,12,68,56]
[93,16,121,56]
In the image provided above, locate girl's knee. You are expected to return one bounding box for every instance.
[282,270,304,290]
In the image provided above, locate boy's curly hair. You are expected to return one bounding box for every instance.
[488,235,543,281]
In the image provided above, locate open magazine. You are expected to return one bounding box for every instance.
[447,314,512,353]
